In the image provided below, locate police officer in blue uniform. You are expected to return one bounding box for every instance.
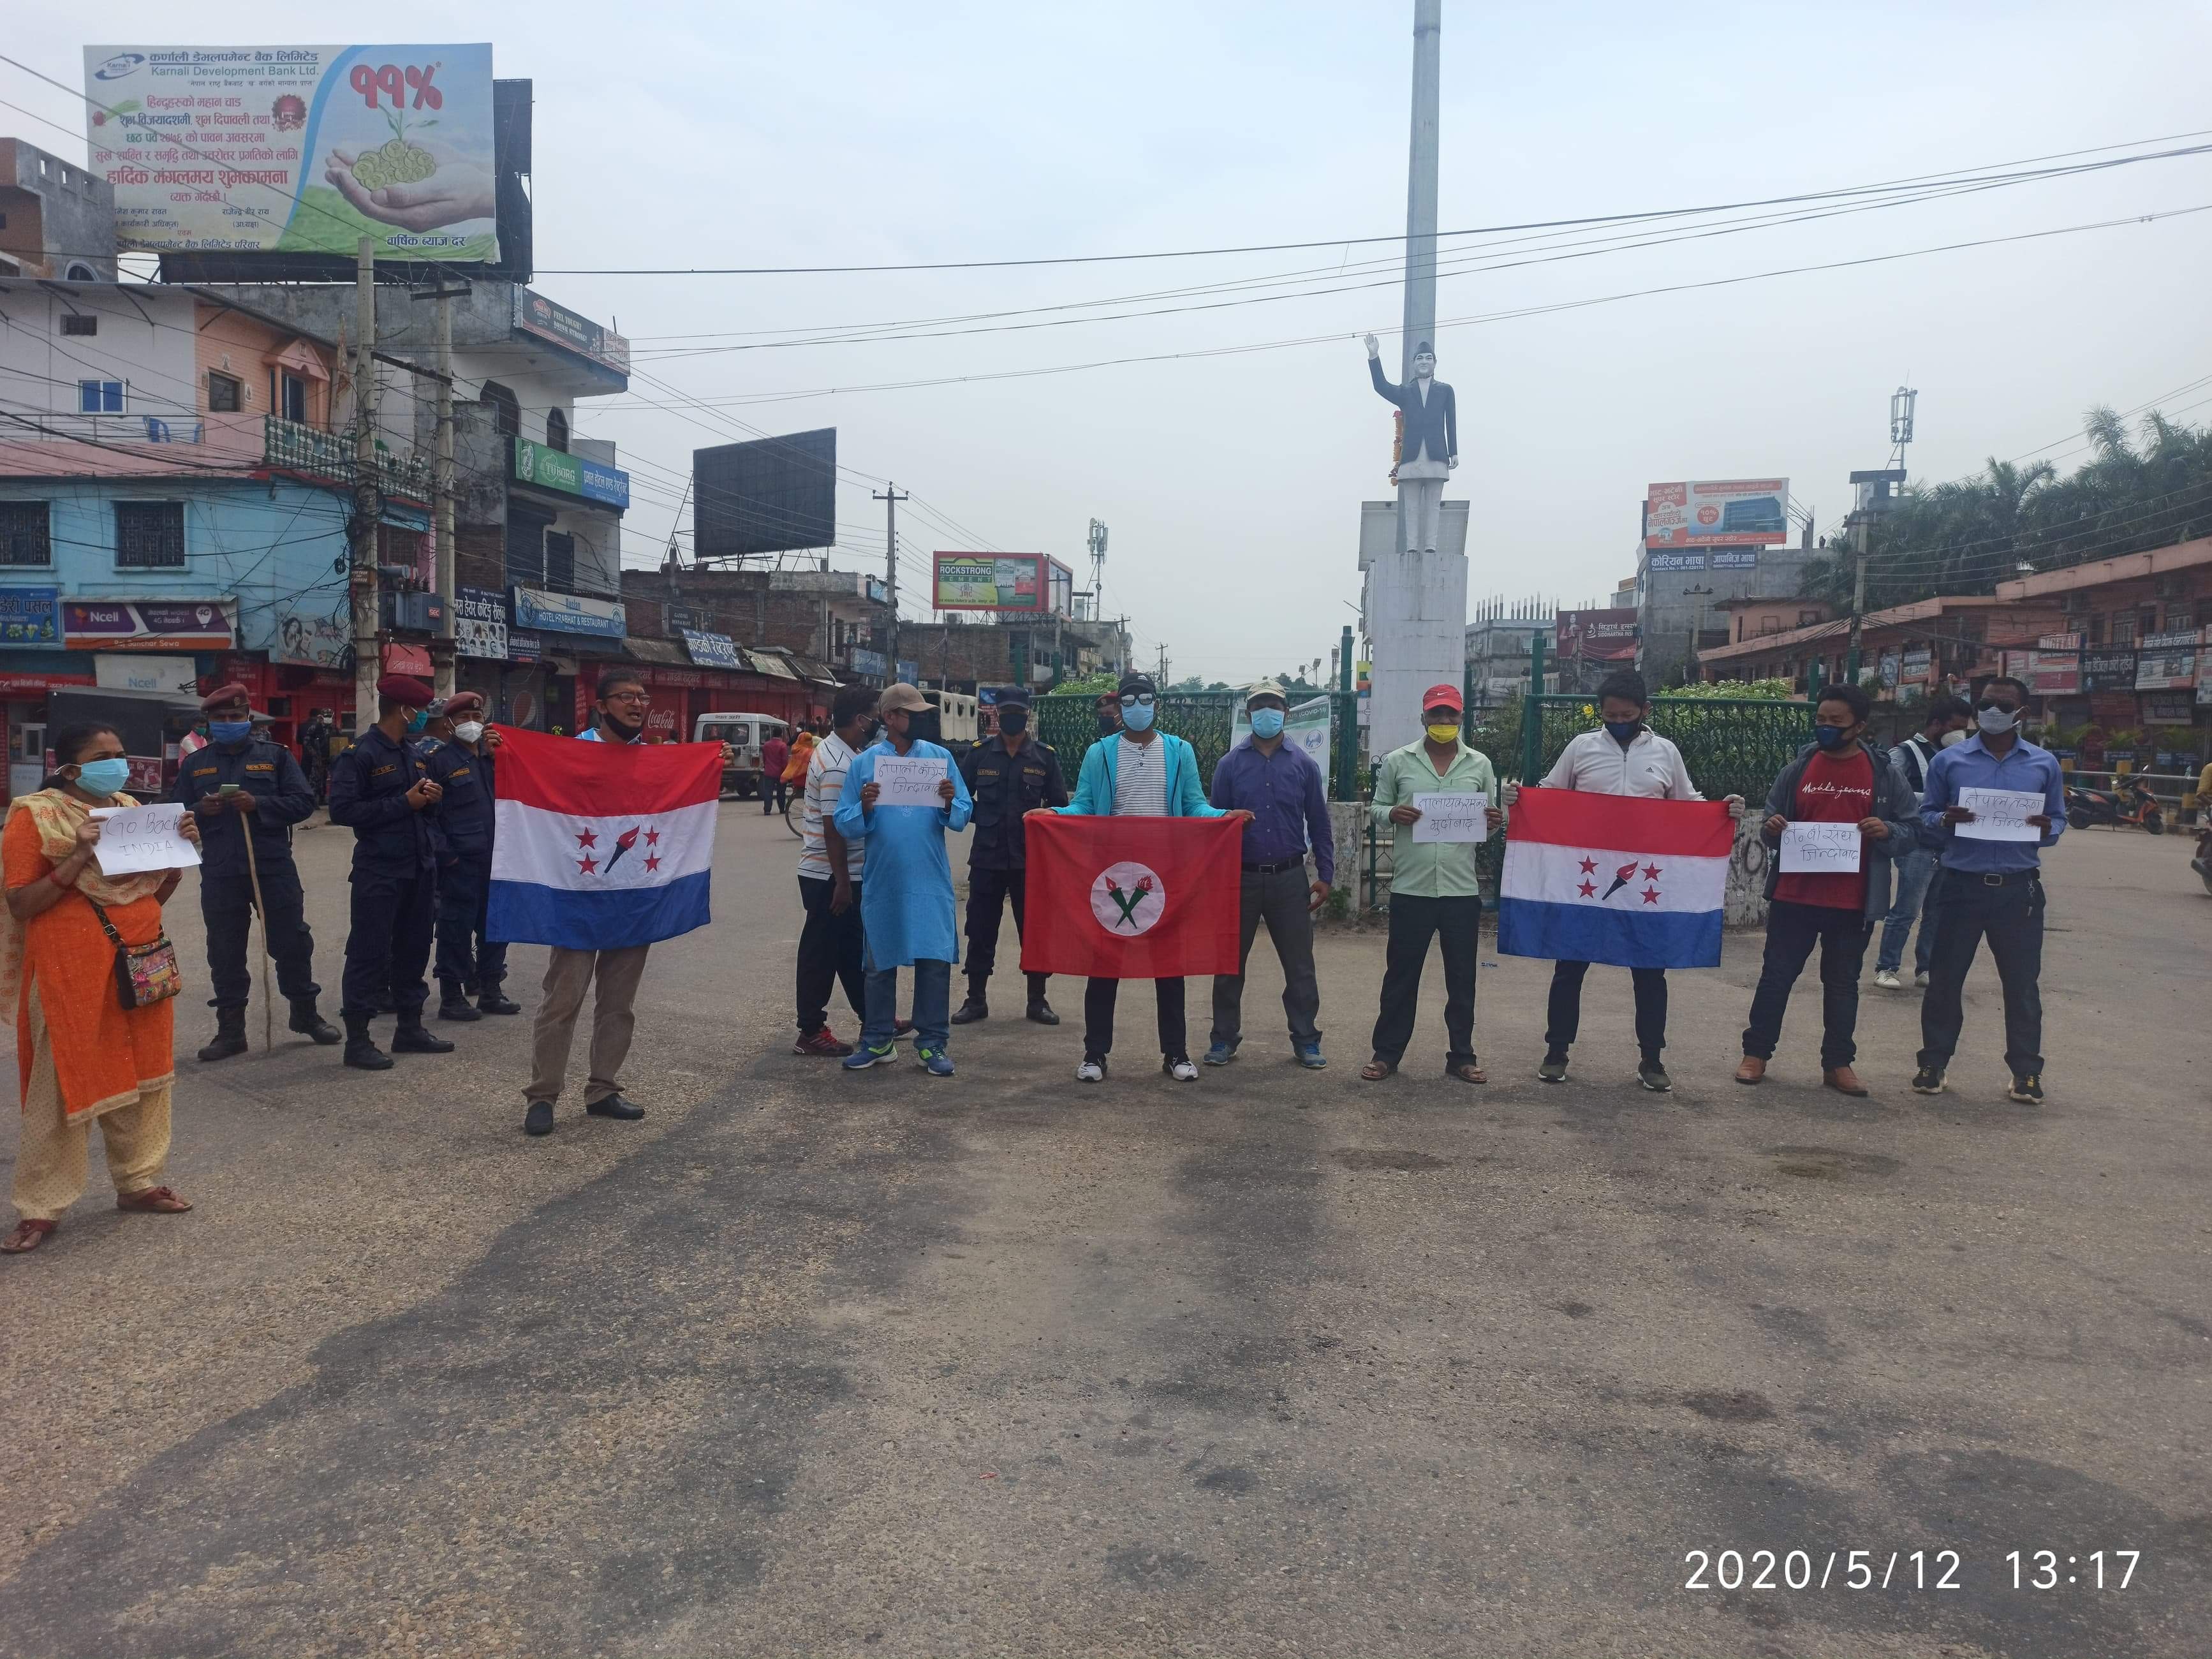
[421,691,519,1021]
[169,682,341,1059]
[951,688,1068,1026]
[327,674,457,1070]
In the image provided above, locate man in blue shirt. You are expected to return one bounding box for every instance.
[1204,681,1334,1070]
[1912,675,2066,1103]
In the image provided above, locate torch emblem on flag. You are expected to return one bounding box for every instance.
[1091,861,1165,934]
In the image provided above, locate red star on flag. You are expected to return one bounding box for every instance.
[1578,855,1597,874]
[644,853,662,873]
[1642,886,1660,904]
[576,827,598,849]
[1577,880,1597,897]
[577,854,598,874]
[1642,864,1663,881]
[644,828,661,846]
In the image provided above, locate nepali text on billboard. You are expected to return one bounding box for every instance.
[1645,479,1790,549]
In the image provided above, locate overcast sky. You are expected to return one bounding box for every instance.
[15,3,2212,681]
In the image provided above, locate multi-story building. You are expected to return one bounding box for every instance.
[1462,598,1555,717]
[0,139,115,282]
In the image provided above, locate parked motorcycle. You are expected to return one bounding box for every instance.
[2065,773,2165,835]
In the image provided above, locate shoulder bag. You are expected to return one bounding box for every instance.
[86,897,183,1011]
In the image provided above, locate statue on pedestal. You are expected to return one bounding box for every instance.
[1363,332,1457,554]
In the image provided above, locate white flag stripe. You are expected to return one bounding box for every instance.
[492,798,716,893]
[1501,840,1727,915]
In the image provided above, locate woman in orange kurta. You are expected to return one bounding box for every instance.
[2,721,202,1255]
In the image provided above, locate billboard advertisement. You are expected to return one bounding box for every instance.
[0,587,61,647]
[61,598,234,651]
[455,586,508,660]
[2134,628,2201,691]
[514,290,630,376]
[1555,607,1638,653]
[1645,479,1790,548]
[85,44,498,262]
[693,430,837,559]
[934,553,1047,612]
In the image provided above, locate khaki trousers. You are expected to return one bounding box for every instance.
[526,945,650,1107]
[13,986,172,1221]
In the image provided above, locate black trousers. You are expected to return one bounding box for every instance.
[1211,866,1322,1048]
[1918,871,2046,1076]
[200,863,319,1010]
[1369,892,1480,1068]
[762,775,790,813]
[1084,977,1186,1061]
[796,874,866,1035]
[1546,959,1668,1061]
[964,863,1048,1000]
[343,866,437,1018]
[1742,899,1874,1068]
[434,852,508,992]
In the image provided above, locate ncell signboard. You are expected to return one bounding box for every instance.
[1646,480,1790,549]
[62,598,234,651]
[933,553,1047,612]
[85,44,498,262]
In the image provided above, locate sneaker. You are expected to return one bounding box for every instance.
[841,1042,896,1071]
[1912,1065,1947,1095]
[1873,968,1901,991]
[793,1028,854,1058]
[1537,1053,1569,1084]
[1294,1041,1327,1070]
[2007,1072,2044,1105]
[1163,1056,1199,1082]
[1913,970,1929,989]
[917,1045,955,1077]
[1203,1040,1238,1066]
[1076,1058,1107,1083]
[1637,1060,1673,1093]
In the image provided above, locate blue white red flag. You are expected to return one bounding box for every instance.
[1495,786,1732,970]
[487,726,719,951]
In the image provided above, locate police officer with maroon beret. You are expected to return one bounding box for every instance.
[326,674,456,1070]
[167,681,339,1059]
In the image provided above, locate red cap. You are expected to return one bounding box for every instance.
[375,674,435,707]
[1421,682,1464,714]
[198,682,251,712]
[439,691,487,719]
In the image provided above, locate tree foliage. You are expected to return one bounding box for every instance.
[1799,407,2212,608]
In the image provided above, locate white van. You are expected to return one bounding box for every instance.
[693,712,790,797]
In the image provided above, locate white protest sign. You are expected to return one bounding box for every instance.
[89,802,200,876]
[1410,792,1489,843]
[1955,786,2045,842]
[871,755,948,808]
[1780,821,1861,873]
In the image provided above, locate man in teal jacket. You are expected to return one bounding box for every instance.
[1039,672,1247,1084]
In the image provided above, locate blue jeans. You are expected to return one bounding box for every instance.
[1875,846,1938,975]
[864,959,950,1049]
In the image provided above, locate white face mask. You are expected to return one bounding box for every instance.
[454,721,485,744]
[1938,728,1968,748]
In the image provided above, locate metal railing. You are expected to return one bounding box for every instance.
[263,415,431,501]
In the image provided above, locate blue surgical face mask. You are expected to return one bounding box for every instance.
[73,757,131,797]
[1603,719,1641,743]
[1121,702,1156,733]
[406,710,430,735]
[1813,723,1851,751]
[209,719,252,745]
[1249,707,1286,740]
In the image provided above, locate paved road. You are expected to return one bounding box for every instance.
[2,804,2206,1657]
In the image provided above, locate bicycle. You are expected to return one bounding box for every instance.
[785,791,804,839]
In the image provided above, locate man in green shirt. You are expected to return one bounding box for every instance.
[1362,683,1503,1084]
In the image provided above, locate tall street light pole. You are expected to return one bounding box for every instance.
[1397,0,1441,557]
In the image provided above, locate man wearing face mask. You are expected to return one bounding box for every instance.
[1735,684,1919,1095]
[1094,691,1124,744]
[170,683,339,1059]
[1912,675,2066,1103]
[421,692,517,1021]
[952,688,1068,1028]
[1872,694,1973,991]
[328,675,453,1070]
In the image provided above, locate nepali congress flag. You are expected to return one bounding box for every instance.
[1021,815,1242,978]
[1496,786,1733,970]
[487,726,719,951]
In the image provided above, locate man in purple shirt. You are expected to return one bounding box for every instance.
[1205,681,1336,1070]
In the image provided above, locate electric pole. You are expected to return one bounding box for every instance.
[874,482,908,680]
[1396,0,1441,558]
[412,277,469,698]
[348,238,382,730]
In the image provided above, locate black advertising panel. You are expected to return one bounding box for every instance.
[693,429,837,559]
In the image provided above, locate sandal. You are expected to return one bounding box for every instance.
[1448,1061,1487,1084]
[2,1218,56,1254]
[115,1186,193,1215]
[1360,1059,1396,1081]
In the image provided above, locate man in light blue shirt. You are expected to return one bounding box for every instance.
[1912,675,2066,1105]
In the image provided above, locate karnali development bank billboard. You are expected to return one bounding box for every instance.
[85,44,498,262]
[1645,479,1789,549]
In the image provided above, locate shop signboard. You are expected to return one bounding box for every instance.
[62,598,233,651]
[0,587,61,647]
[513,437,630,510]
[1644,479,1790,548]
[850,647,886,677]
[2028,634,2081,696]
[1555,607,1638,650]
[1878,652,1900,690]
[84,43,498,262]
[1900,645,1932,683]
[2134,629,2199,691]
[455,586,508,660]
[2081,649,2137,691]
[681,629,743,671]
[1646,550,1707,573]
[511,586,624,639]
[507,630,542,663]
[933,552,1047,612]
[1709,549,1760,571]
[94,653,197,694]
[512,289,630,376]
[2140,691,2194,725]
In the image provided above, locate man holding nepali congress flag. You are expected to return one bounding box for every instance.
[492,670,723,1138]
[1498,672,1745,1093]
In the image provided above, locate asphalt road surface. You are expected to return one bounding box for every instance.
[2,803,2206,1658]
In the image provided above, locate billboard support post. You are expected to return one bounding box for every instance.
[349,239,382,732]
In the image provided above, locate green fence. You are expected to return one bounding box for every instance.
[1032,691,1363,799]
[1496,694,1813,803]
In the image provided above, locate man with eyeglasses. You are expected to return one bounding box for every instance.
[1911,675,2066,1105]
